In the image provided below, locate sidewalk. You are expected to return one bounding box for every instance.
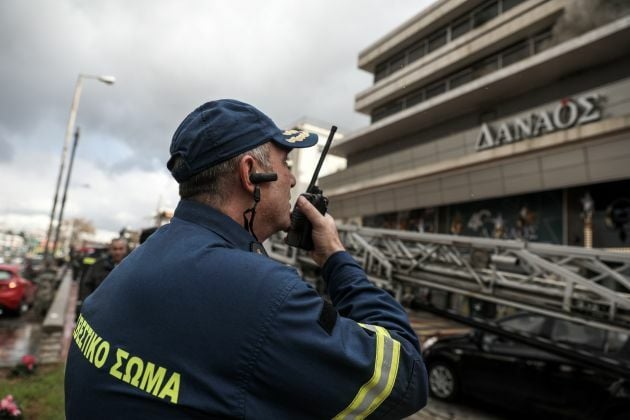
[38,272,77,365]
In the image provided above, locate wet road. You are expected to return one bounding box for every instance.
[407,398,506,419]
[0,314,41,367]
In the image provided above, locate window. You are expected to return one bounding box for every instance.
[606,331,629,354]
[534,30,553,53]
[428,29,447,53]
[390,53,406,72]
[500,314,546,334]
[372,109,388,122]
[551,320,606,350]
[502,41,529,66]
[372,100,403,122]
[374,63,388,82]
[369,0,524,86]
[472,56,499,78]
[450,69,474,89]
[0,270,12,281]
[425,81,446,99]
[473,1,499,28]
[452,16,472,40]
[389,100,404,114]
[406,89,425,107]
[502,0,524,12]
[370,30,546,120]
[408,40,427,62]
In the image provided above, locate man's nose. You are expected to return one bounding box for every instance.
[290,172,296,188]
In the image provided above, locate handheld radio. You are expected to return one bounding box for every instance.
[285,125,337,250]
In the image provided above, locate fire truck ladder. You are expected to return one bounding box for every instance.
[267,225,630,376]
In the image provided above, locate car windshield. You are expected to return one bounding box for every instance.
[500,314,546,335]
[607,331,630,355]
[0,270,12,281]
[550,319,605,350]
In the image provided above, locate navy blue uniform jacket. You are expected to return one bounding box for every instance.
[65,199,428,419]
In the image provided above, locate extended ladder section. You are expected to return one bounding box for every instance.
[269,225,630,331]
[267,225,630,376]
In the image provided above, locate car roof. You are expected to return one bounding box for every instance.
[0,264,19,273]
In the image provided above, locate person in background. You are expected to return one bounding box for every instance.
[76,238,127,315]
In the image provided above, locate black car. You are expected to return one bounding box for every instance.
[422,312,630,419]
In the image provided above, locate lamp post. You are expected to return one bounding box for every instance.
[43,74,115,261]
[52,126,80,255]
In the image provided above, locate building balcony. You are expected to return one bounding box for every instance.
[332,15,630,157]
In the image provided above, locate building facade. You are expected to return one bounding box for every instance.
[320,0,630,249]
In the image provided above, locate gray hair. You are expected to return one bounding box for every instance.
[173,142,272,206]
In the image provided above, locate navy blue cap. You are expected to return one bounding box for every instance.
[167,99,318,182]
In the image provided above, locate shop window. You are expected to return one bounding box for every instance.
[473,1,499,28]
[451,16,472,40]
[428,29,448,53]
[501,41,529,67]
[363,212,398,229]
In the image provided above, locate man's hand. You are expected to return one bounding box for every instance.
[296,196,345,267]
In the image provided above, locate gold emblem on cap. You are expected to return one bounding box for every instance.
[283,130,310,143]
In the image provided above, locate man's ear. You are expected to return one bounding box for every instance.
[238,154,256,193]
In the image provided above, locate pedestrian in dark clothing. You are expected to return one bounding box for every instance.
[65,99,428,419]
[76,238,127,313]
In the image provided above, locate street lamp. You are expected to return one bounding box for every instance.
[43,73,115,261]
[52,126,80,255]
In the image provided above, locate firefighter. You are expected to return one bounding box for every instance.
[65,99,428,418]
[75,238,128,317]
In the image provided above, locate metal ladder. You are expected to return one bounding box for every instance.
[267,225,630,376]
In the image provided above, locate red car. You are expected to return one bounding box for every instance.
[0,264,37,315]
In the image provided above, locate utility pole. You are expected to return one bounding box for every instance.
[52,127,80,256]
[43,73,115,262]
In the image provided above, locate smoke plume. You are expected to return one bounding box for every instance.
[552,0,630,44]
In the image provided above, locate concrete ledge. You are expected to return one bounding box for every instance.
[42,269,72,333]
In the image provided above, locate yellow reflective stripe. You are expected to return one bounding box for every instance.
[364,336,401,418]
[83,257,96,265]
[334,324,401,420]
[333,329,384,419]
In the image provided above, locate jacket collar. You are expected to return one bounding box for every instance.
[173,199,255,251]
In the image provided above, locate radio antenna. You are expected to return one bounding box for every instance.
[307,125,337,193]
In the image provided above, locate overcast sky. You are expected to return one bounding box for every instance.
[0,0,436,241]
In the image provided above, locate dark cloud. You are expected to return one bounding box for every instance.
[0,0,426,153]
[0,0,434,231]
[106,155,165,175]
